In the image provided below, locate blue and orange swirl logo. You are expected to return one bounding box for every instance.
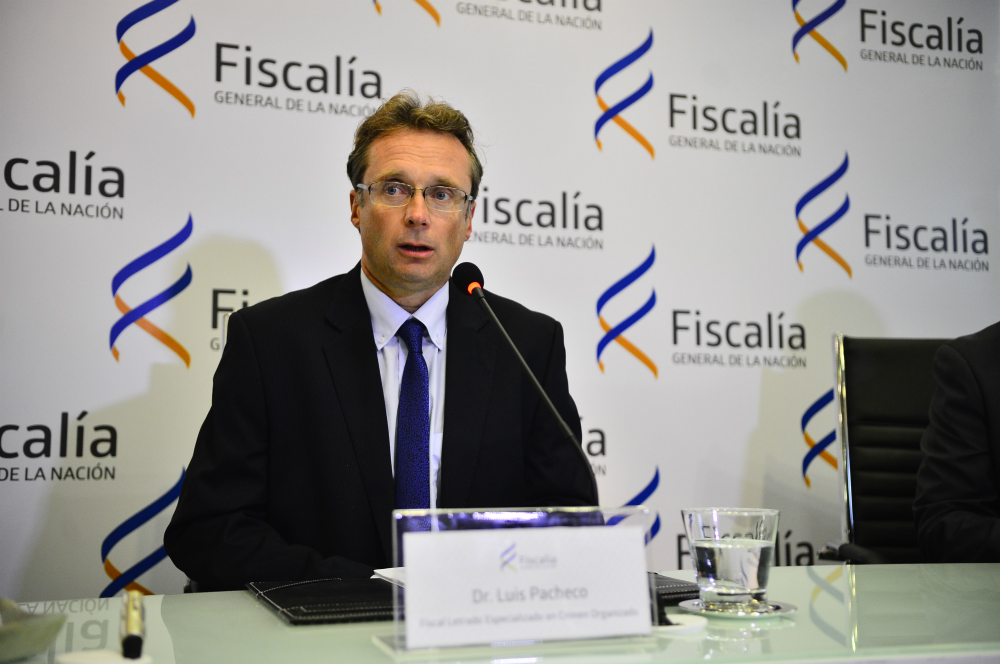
[595,30,654,159]
[792,0,847,71]
[796,153,851,277]
[116,0,196,117]
[372,0,440,26]
[801,389,837,488]
[500,543,517,572]
[597,246,657,377]
[110,216,193,367]
[100,469,184,598]
[607,468,661,545]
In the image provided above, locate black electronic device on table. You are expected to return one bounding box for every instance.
[247,578,395,625]
[650,573,700,626]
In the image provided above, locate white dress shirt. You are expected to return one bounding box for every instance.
[359,270,448,508]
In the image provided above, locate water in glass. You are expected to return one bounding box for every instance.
[692,538,774,609]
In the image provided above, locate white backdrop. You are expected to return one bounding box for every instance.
[1,0,997,601]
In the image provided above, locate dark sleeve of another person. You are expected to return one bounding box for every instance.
[914,342,1000,563]
[163,312,374,590]
[523,320,597,508]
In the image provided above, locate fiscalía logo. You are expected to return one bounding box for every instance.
[116,0,196,117]
[596,246,657,377]
[500,542,517,572]
[801,389,837,487]
[110,216,193,367]
[372,0,440,26]
[792,0,847,71]
[860,10,984,55]
[101,469,184,597]
[595,29,654,159]
[796,153,851,277]
[607,467,661,544]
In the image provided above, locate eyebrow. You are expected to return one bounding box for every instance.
[373,169,465,190]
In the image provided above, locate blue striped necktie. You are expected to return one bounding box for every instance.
[394,318,430,509]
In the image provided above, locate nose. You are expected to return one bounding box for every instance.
[403,188,430,226]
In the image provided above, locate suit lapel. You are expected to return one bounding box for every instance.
[322,265,395,561]
[439,281,496,507]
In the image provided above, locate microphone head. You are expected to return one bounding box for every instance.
[452,262,484,295]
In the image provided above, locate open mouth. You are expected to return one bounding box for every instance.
[399,242,433,257]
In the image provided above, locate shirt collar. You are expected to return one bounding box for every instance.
[359,269,448,352]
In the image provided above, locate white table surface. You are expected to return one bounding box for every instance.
[18,564,1000,664]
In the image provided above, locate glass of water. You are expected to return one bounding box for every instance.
[681,508,780,613]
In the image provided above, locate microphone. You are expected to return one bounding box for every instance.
[452,262,599,504]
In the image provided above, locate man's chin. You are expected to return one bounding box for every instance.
[392,267,450,293]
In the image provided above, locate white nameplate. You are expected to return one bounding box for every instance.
[403,525,651,649]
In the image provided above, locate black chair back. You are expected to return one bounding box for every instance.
[836,335,946,563]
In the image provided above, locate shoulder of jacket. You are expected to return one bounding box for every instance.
[482,289,559,336]
[946,319,1000,367]
[232,273,344,325]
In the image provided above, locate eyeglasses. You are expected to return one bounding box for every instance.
[356,181,474,213]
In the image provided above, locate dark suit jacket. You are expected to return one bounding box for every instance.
[164,264,596,590]
[913,320,1000,562]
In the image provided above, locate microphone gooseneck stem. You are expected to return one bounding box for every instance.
[471,288,599,504]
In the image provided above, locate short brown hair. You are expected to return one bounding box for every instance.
[347,90,483,198]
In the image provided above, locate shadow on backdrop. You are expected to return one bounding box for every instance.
[15,236,282,601]
[741,289,886,564]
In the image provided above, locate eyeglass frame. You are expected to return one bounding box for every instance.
[355,181,475,214]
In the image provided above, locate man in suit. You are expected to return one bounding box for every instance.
[164,91,596,591]
[914,320,1000,562]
